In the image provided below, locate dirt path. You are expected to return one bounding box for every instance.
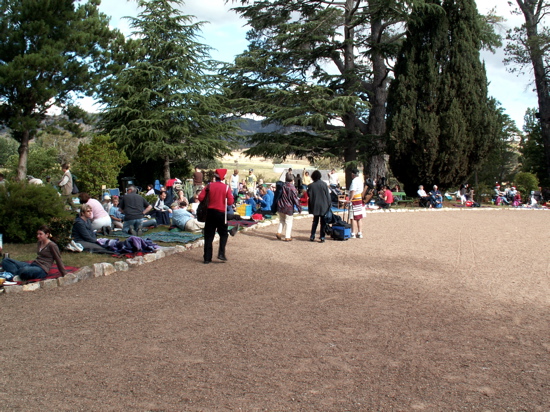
[1,209,549,411]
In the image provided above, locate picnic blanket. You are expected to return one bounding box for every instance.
[138,231,203,244]
[8,264,80,285]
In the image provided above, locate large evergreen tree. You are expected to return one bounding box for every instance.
[225,0,418,186]
[505,0,550,184]
[0,0,123,181]
[100,0,236,180]
[520,108,549,186]
[386,0,499,194]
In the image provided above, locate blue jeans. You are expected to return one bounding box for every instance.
[123,218,143,234]
[1,258,47,281]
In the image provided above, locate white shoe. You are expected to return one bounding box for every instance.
[350,233,356,239]
[357,232,363,239]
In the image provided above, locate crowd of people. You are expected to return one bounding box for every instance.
[2,162,549,284]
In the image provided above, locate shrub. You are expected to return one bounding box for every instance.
[0,182,72,243]
[48,215,75,250]
[514,172,539,200]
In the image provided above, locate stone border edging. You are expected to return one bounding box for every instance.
[1,206,547,294]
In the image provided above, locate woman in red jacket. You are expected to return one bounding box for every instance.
[198,169,234,264]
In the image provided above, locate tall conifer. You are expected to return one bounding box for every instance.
[386,0,499,193]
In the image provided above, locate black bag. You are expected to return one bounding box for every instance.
[71,181,79,195]
[196,187,209,222]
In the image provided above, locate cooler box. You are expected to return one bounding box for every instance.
[236,204,253,216]
[331,225,351,240]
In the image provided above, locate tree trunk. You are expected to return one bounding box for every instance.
[518,0,550,183]
[163,156,171,181]
[16,130,30,182]
[364,15,390,180]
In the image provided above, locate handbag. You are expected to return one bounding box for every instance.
[196,186,209,222]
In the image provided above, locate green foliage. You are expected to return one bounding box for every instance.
[0,135,18,166]
[0,182,71,243]
[5,145,59,181]
[100,0,237,180]
[144,194,158,206]
[198,159,223,170]
[73,135,130,199]
[504,0,550,184]
[514,172,539,197]
[386,0,499,195]
[224,0,418,184]
[0,0,124,180]
[520,108,549,186]
[474,101,521,186]
[48,215,75,250]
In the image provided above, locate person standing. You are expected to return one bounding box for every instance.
[275,175,301,241]
[58,163,75,211]
[230,169,240,199]
[198,169,234,264]
[348,169,364,238]
[246,169,257,192]
[193,166,204,193]
[307,170,331,243]
[119,185,152,236]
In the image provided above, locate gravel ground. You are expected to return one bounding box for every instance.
[1,209,549,411]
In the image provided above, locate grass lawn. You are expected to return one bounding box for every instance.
[1,225,183,270]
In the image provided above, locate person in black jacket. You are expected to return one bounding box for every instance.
[71,204,111,254]
[307,170,332,243]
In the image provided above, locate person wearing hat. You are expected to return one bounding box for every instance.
[198,169,234,264]
[246,169,257,192]
[102,194,113,213]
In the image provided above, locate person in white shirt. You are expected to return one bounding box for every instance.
[348,169,364,238]
[329,169,339,188]
[417,185,431,207]
[230,169,240,199]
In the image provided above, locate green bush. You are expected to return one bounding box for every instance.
[48,215,75,250]
[514,172,539,200]
[0,182,72,243]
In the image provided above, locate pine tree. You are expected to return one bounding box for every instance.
[0,0,122,181]
[100,0,236,180]
[386,0,499,194]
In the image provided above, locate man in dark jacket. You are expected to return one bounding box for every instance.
[307,170,331,243]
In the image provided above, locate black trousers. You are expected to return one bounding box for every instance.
[203,209,229,262]
[310,215,327,239]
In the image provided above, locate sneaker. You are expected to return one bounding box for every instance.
[357,232,363,239]
[137,229,143,237]
[229,226,239,237]
[129,228,137,236]
[310,236,315,242]
[276,233,282,240]
[350,233,356,239]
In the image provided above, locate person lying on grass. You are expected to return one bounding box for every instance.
[1,225,67,281]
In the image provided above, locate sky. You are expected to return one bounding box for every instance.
[86,0,539,130]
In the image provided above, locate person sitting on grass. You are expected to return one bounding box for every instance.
[254,185,274,215]
[71,204,111,254]
[171,201,205,232]
[0,225,67,282]
[79,192,112,235]
[153,190,172,226]
[109,195,124,229]
[375,185,394,209]
[119,185,152,236]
